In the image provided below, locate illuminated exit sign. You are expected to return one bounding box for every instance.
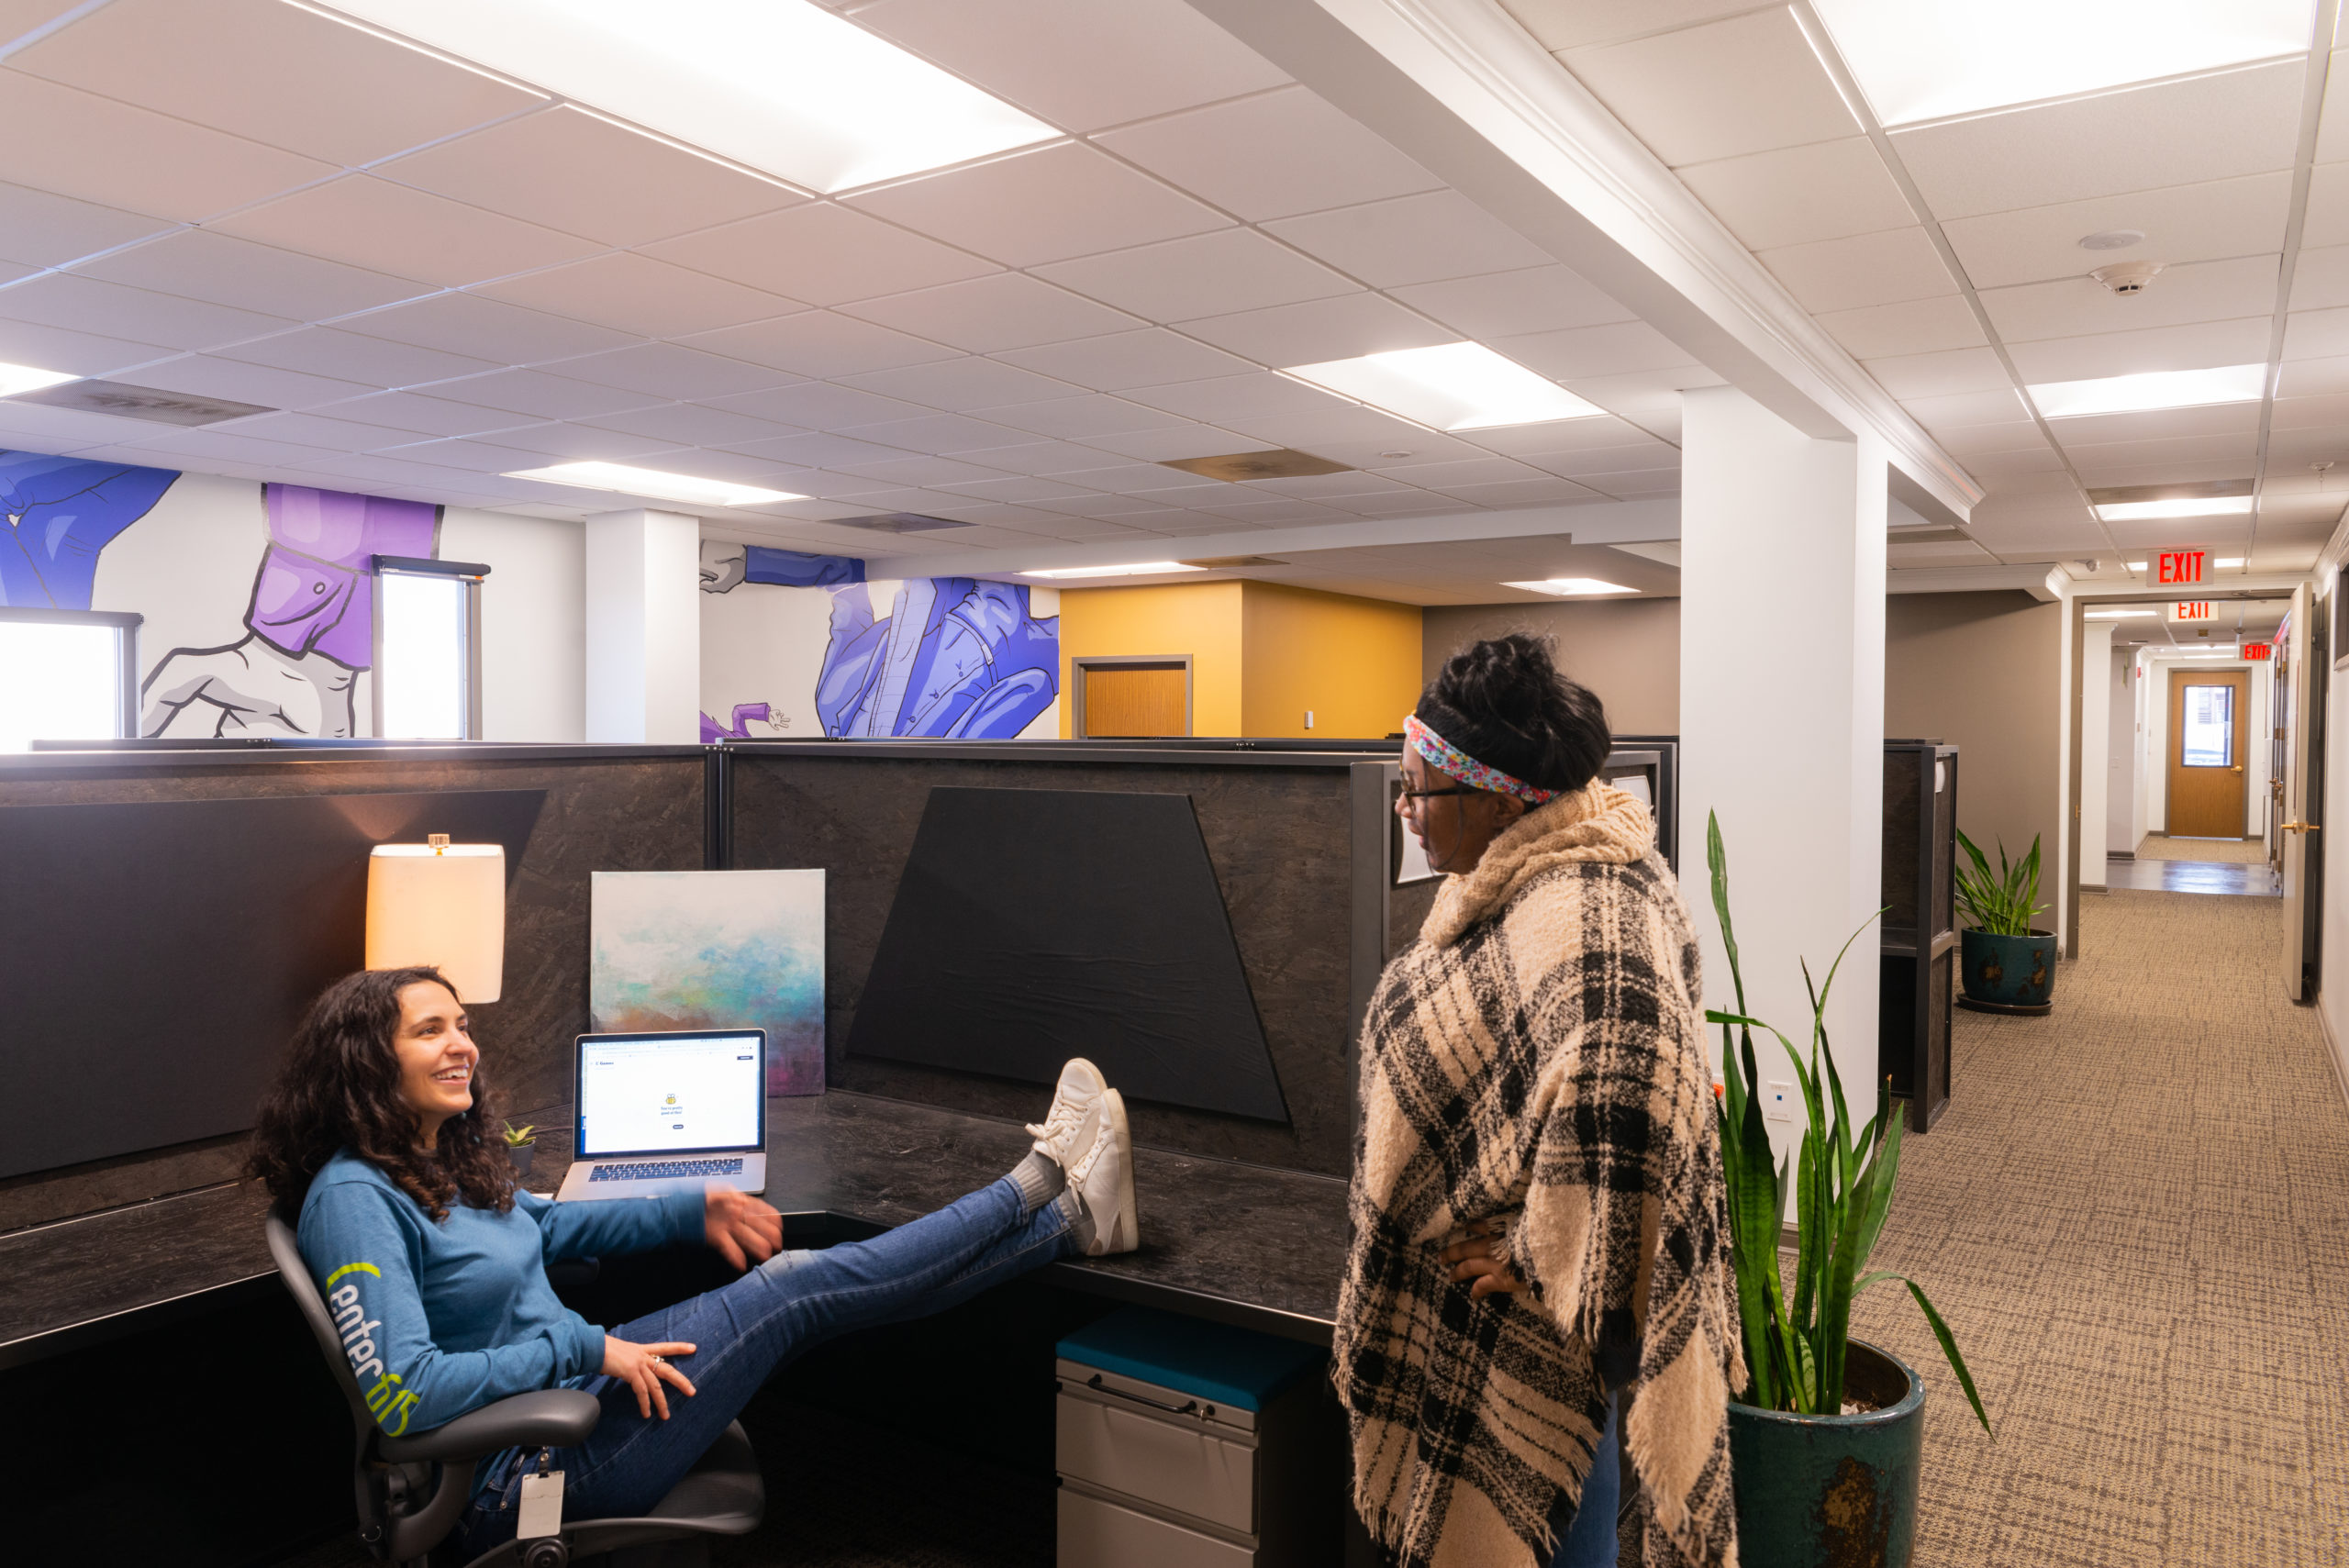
[2244,641,2273,661]
[2157,550,2208,585]
[2173,601,2216,622]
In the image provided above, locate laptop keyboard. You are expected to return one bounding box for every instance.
[589,1157,746,1182]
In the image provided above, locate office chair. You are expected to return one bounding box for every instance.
[265,1214,763,1567]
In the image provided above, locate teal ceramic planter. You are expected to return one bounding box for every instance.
[1728,1340,1922,1568]
[1959,928,2054,1010]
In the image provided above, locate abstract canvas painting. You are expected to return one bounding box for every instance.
[590,869,826,1096]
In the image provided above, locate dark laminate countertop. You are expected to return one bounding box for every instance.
[0,1092,1347,1370]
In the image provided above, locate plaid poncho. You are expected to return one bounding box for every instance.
[1336,784,1742,1568]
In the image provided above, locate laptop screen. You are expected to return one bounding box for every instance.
[575,1030,765,1159]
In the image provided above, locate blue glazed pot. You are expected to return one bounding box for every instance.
[1727,1340,1922,1568]
[1960,929,2055,1007]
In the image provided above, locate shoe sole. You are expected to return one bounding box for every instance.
[1097,1088,1138,1254]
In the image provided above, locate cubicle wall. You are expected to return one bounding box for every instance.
[0,747,706,1232]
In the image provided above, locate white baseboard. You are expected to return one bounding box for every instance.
[2317,994,2349,1115]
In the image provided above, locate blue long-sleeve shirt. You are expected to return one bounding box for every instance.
[295,1151,706,1445]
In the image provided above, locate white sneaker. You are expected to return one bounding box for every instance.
[1026,1058,1109,1169]
[1066,1088,1138,1256]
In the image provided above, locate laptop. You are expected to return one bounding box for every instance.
[556,1029,768,1200]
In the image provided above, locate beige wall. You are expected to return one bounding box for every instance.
[1884,591,2062,876]
[1421,598,1682,736]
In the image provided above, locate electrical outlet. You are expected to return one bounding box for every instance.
[1765,1081,1794,1123]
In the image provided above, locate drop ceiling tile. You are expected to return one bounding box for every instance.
[2060,434,2260,475]
[2039,402,2262,445]
[215,326,499,387]
[1213,404,1435,450]
[983,392,1199,439]
[1813,295,1987,359]
[644,203,998,308]
[0,317,169,377]
[15,0,541,164]
[826,454,1017,488]
[383,435,624,476]
[1946,444,2064,480]
[2266,427,2349,464]
[1563,8,1856,167]
[719,427,915,469]
[216,410,456,454]
[301,393,540,439]
[1119,372,1343,424]
[834,414,1034,454]
[852,0,1289,134]
[1497,0,1757,53]
[1263,191,1551,289]
[705,383,932,432]
[340,294,642,366]
[1495,320,1698,380]
[2285,305,2349,359]
[1241,471,1419,500]
[0,68,333,223]
[927,473,1101,504]
[426,368,669,420]
[2006,316,2273,382]
[2304,162,2349,250]
[840,357,1084,412]
[1042,462,1225,497]
[992,328,1255,391]
[1191,495,1353,524]
[574,403,807,450]
[374,106,804,250]
[472,253,803,340]
[1678,137,1917,252]
[952,439,1127,475]
[0,181,174,270]
[128,427,362,468]
[1089,84,1442,221]
[0,272,293,352]
[839,273,1142,354]
[1902,387,2032,429]
[677,311,958,380]
[846,141,1226,268]
[123,353,372,411]
[1890,62,2304,221]
[2271,390,2349,429]
[215,176,599,290]
[1941,172,2294,291]
[71,229,429,321]
[1176,292,1454,366]
[2290,244,2349,311]
[1073,424,1259,462]
[1428,476,1606,507]
[1387,264,1636,341]
[1760,228,1957,315]
[1862,347,2014,400]
[1983,255,2281,343]
[548,342,801,402]
[451,421,691,463]
[1033,228,1357,320]
[2277,352,2349,395]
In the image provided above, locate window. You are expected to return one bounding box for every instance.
[0,607,139,751]
[2180,684,2233,768]
[372,556,488,740]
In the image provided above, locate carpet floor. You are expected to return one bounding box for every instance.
[1847,888,2349,1566]
[2134,832,2270,863]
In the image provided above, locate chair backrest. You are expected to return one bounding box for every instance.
[264,1210,383,1456]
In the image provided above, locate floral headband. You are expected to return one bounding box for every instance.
[1403,714,1560,805]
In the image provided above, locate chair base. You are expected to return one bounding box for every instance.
[451,1421,763,1568]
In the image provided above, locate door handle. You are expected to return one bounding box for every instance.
[2231,764,2243,772]
[2283,822,2321,833]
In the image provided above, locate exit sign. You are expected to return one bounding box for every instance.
[2158,550,2208,585]
[2173,601,2215,621]
[2245,641,2273,661]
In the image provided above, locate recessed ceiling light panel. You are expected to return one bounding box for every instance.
[321,0,1057,193]
[1810,0,2315,128]
[1283,342,1604,431]
[1503,578,1636,596]
[2094,495,2255,521]
[1020,562,1206,580]
[2027,364,2266,419]
[505,461,803,507]
[0,361,78,398]
[2085,608,2158,619]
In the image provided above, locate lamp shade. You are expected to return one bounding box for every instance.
[366,842,506,1003]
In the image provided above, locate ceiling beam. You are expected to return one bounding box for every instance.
[1183,0,1981,524]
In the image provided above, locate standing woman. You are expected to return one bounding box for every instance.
[1337,635,1741,1568]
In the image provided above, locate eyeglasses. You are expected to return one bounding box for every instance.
[1397,785,1473,803]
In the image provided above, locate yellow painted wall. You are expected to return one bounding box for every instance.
[1057,581,1243,736]
[1241,582,1423,740]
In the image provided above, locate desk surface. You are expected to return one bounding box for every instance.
[0,1093,1348,1370]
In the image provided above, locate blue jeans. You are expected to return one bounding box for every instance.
[451,1177,1071,1558]
[1547,1390,1621,1568]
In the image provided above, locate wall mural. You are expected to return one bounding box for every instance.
[1,447,443,740]
[699,542,1060,743]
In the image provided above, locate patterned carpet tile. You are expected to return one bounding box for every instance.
[2133,833,2271,863]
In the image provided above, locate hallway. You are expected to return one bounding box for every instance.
[1850,889,2349,1565]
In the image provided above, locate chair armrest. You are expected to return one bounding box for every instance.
[377,1389,601,1464]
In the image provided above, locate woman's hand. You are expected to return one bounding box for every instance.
[704,1186,784,1271]
[602,1335,697,1419]
[1441,1220,1527,1299]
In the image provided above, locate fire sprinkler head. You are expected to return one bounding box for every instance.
[2090,261,2165,295]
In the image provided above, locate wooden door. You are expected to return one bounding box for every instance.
[1081,663,1188,737]
[2165,668,2249,838]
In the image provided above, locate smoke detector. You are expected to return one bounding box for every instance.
[2090,261,2165,295]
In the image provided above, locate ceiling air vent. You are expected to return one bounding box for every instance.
[6,378,274,426]
[1158,449,1352,481]
[1178,556,1288,568]
[829,512,975,533]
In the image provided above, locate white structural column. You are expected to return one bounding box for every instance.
[2079,621,2116,891]
[584,508,700,744]
[1679,388,1887,1141]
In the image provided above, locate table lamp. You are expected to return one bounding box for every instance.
[366,834,506,1002]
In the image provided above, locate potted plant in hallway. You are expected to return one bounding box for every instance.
[1954,830,2054,1014]
[1707,816,1991,1568]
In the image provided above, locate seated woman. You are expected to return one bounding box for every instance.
[248,966,1138,1557]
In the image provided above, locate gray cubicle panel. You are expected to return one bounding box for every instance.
[0,745,707,1232]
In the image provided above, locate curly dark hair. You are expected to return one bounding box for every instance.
[1417,633,1611,795]
[247,966,515,1223]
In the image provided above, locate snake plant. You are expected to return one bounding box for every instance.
[1706,812,1991,1433]
[1954,828,2043,937]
